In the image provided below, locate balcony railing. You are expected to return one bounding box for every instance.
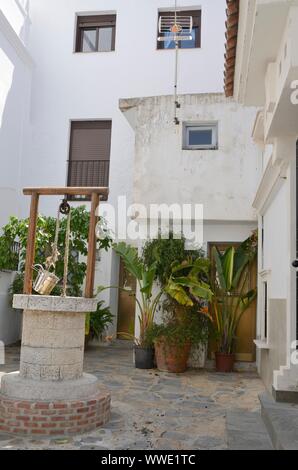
[67,159,110,200]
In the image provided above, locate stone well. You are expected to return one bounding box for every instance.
[0,295,111,437]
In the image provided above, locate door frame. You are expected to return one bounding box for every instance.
[208,241,257,362]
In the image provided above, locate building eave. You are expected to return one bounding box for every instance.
[224,0,239,97]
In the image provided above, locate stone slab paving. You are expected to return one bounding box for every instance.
[260,392,298,450]
[0,345,266,450]
[226,411,273,450]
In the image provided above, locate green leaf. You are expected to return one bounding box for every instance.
[212,247,227,290]
[164,279,193,307]
[113,243,142,280]
[222,246,235,291]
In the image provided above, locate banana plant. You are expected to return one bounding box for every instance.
[164,257,213,308]
[113,243,163,347]
[211,234,257,354]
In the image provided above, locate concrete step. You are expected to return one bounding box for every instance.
[272,386,298,404]
[260,392,298,450]
[226,410,273,450]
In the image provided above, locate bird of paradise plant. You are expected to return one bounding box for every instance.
[211,233,257,355]
[164,257,213,307]
[113,242,163,347]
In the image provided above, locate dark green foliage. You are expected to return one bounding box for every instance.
[86,300,114,341]
[0,206,113,297]
[142,232,205,286]
[146,307,211,347]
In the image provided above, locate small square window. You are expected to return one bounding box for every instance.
[75,15,116,53]
[183,123,218,150]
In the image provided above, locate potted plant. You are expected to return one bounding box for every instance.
[151,258,213,373]
[142,236,212,370]
[85,300,114,348]
[113,243,162,369]
[211,233,257,372]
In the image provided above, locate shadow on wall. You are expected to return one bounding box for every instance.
[0,11,31,224]
[16,0,31,44]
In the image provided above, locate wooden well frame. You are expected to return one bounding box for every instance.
[22,187,109,298]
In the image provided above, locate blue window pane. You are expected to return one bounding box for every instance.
[189,130,213,146]
[161,27,198,49]
[163,32,176,49]
[181,28,198,49]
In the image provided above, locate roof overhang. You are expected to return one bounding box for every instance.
[224,0,240,97]
[224,0,291,105]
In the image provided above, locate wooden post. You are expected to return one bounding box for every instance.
[85,192,100,298]
[23,193,39,294]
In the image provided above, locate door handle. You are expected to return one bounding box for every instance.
[292,260,298,268]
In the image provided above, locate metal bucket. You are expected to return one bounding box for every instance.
[33,265,60,296]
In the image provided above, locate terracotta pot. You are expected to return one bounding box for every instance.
[154,337,191,373]
[215,352,235,373]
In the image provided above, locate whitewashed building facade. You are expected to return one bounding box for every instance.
[226,0,298,399]
[0,1,260,349]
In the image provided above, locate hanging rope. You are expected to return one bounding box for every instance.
[62,208,71,297]
[45,206,61,271]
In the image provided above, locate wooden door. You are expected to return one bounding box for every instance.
[209,242,257,362]
[117,259,137,338]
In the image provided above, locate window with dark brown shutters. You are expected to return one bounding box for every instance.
[75,15,116,53]
[67,121,111,200]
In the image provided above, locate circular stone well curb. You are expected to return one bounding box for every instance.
[0,389,111,437]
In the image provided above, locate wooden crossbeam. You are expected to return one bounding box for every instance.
[23,187,109,197]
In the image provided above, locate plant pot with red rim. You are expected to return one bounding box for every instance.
[210,236,258,373]
[215,352,235,373]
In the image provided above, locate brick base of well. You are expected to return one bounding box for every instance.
[0,390,111,437]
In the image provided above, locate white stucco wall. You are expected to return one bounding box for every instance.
[263,180,289,299]
[19,0,226,216]
[10,0,227,320]
[0,4,32,229]
[121,93,260,222]
[0,3,32,343]
[0,0,30,41]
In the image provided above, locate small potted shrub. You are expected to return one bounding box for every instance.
[148,307,210,373]
[211,234,257,372]
[147,257,213,373]
[113,243,162,370]
[85,300,114,348]
[142,234,213,371]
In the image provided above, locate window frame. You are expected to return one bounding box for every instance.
[258,270,271,344]
[157,9,202,50]
[75,14,117,53]
[183,122,218,150]
[67,120,112,201]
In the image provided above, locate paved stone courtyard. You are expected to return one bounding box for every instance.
[0,344,267,450]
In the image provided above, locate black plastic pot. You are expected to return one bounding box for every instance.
[134,346,155,369]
